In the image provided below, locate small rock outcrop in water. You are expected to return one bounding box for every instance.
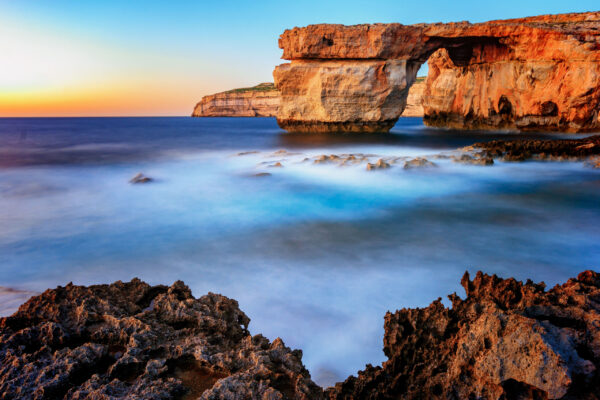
[403,157,437,169]
[191,80,426,118]
[0,280,322,399]
[328,270,600,399]
[2,271,600,399]
[274,12,600,133]
[473,135,600,163]
[129,173,153,184]
[192,83,279,117]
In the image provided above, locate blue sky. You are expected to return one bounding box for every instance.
[1,0,598,116]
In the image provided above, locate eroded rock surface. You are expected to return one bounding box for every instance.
[274,12,600,133]
[3,271,600,399]
[473,134,600,162]
[0,279,322,399]
[327,270,600,399]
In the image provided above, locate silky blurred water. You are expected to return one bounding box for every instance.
[1,117,599,386]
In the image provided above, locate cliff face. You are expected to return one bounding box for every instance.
[274,59,420,132]
[193,81,425,120]
[192,83,279,117]
[193,80,426,120]
[402,77,425,117]
[274,12,600,133]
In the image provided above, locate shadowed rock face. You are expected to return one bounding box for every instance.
[274,12,600,133]
[0,279,323,399]
[327,270,600,399]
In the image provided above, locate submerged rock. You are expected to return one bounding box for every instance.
[452,153,494,166]
[403,157,437,169]
[585,156,600,169]
[236,151,260,156]
[129,173,153,184]
[366,159,391,170]
[0,280,322,399]
[327,270,600,399]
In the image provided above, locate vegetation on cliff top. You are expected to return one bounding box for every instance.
[224,82,276,94]
[220,78,426,95]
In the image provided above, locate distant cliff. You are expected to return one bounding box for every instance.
[192,83,279,117]
[192,81,426,118]
[402,77,425,117]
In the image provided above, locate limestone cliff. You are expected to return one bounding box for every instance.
[274,12,600,133]
[192,83,279,117]
[193,80,427,119]
[402,77,425,117]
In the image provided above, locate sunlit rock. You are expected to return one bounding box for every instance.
[274,12,600,133]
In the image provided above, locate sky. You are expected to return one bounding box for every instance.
[1,1,598,117]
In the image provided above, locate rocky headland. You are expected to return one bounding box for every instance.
[192,83,279,117]
[2,270,600,399]
[274,12,600,133]
[192,80,426,118]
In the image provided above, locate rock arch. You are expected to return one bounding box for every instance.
[273,12,600,133]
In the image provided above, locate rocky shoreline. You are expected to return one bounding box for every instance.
[472,135,600,163]
[2,270,600,399]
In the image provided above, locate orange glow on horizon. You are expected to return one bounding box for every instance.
[0,16,258,117]
[0,75,243,117]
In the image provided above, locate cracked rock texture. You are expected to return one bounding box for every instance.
[274,11,600,133]
[3,271,600,399]
[327,270,600,399]
[0,279,322,399]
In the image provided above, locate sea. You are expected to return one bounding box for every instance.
[0,116,599,386]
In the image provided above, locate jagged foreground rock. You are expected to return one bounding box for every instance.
[274,12,600,133]
[0,280,322,399]
[2,271,600,399]
[327,271,600,399]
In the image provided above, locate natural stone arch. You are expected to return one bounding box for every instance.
[274,12,600,133]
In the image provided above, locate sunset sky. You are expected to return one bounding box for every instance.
[1,1,598,117]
